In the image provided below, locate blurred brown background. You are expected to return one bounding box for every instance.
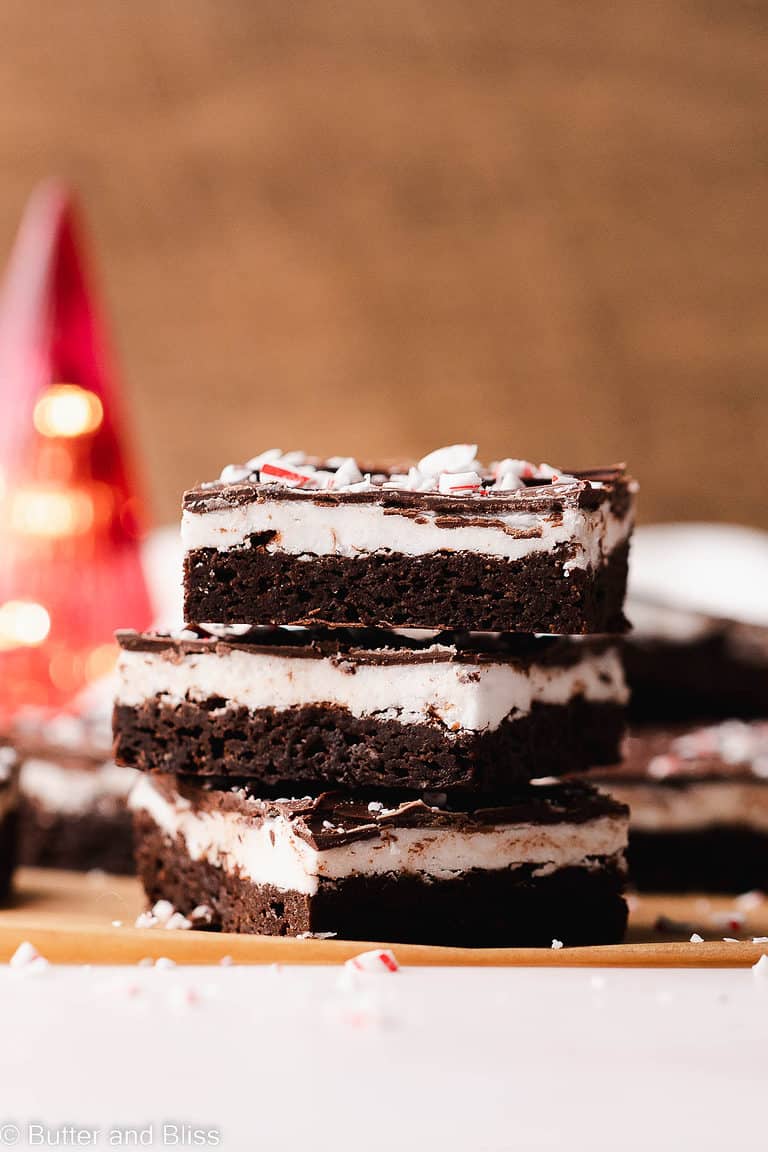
[0,0,766,526]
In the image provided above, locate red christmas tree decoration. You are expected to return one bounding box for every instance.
[0,183,153,720]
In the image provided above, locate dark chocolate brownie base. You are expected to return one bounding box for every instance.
[183,540,630,633]
[625,633,768,723]
[0,808,18,903]
[18,798,135,875]
[115,698,626,791]
[626,827,768,893]
[134,812,628,947]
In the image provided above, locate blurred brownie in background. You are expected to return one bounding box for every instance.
[589,721,768,892]
[11,712,137,875]
[0,743,20,901]
[625,596,768,723]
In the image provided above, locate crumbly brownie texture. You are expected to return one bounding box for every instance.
[116,697,624,791]
[623,828,768,894]
[131,776,628,946]
[183,539,630,633]
[134,813,628,946]
[114,629,627,789]
[17,798,135,875]
[182,448,634,633]
[624,604,768,722]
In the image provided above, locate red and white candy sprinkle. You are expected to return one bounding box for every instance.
[329,457,363,489]
[219,463,252,484]
[9,941,48,971]
[752,954,768,978]
[245,448,283,471]
[418,444,478,476]
[438,470,483,495]
[215,445,584,497]
[165,912,193,931]
[711,911,745,934]
[737,891,765,911]
[260,461,317,488]
[344,948,400,974]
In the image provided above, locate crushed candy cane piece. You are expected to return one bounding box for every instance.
[737,891,765,911]
[418,444,478,476]
[492,458,536,482]
[219,464,251,484]
[339,474,375,493]
[134,911,159,929]
[345,948,399,974]
[170,628,198,641]
[260,461,317,488]
[438,470,482,495]
[200,623,253,638]
[752,954,768,977]
[330,457,363,489]
[493,471,525,491]
[752,937,768,944]
[551,939,564,950]
[711,911,745,933]
[648,755,678,780]
[9,941,45,969]
[151,900,176,924]
[165,913,192,931]
[190,904,214,925]
[689,933,704,944]
[245,448,283,471]
[536,463,576,484]
[168,984,201,1011]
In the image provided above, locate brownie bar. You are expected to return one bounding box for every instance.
[622,828,768,894]
[588,721,768,892]
[625,596,768,722]
[114,629,627,790]
[17,798,135,875]
[184,540,631,634]
[182,448,635,632]
[0,808,18,903]
[0,745,20,902]
[10,716,137,875]
[131,775,629,946]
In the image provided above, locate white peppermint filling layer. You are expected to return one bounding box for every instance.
[116,645,627,735]
[21,759,138,815]
[130,775,628,897]
[182,497,632,569]
[606,781,768,833]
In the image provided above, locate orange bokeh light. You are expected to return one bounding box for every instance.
[9,484,95,537]
[0,600,51,651]
[33,384,103,439]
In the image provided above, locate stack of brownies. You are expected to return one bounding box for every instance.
[114,444,637,946]
[590,591,768,893]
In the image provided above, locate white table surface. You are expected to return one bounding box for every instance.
[0,963,765,1151]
